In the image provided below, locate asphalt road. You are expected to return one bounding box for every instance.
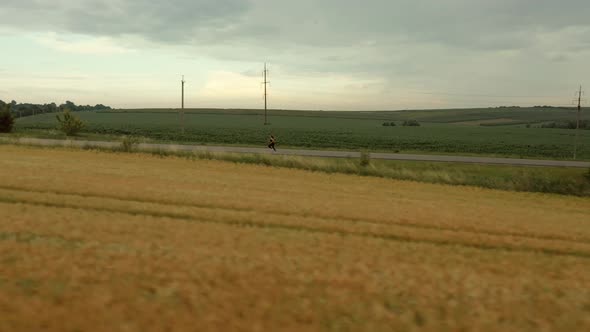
[3,137,590,168]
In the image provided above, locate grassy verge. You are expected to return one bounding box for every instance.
[2,138,589,197]
[177,151,590,197]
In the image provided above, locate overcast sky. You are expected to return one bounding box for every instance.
[1,0,589,110]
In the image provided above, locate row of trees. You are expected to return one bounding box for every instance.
[0,104,84,135]
[540,120,589,130]
[382,120,421,127]
[0,99,98,135]
[0,99,111,118]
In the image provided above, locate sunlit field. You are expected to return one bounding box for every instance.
[1,145,589,331]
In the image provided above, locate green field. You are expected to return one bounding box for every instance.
[12,107,590,160]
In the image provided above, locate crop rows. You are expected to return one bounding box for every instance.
[15,111,590,159]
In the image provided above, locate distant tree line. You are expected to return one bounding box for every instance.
[0,99,111,118]
[494,106,578,110]
[540,120,589,130]
[382,120,421,127]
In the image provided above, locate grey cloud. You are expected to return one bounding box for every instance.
[240,68,263,77]
[2,0,590,107]
[322,56,345,62]
[548,54,569,63]
[220,0,590,51]
[0,0,250,42]
[2,0,590,49]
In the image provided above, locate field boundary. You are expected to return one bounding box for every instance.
[2,137,590,168]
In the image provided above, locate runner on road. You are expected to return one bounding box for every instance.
[268,135,277,152]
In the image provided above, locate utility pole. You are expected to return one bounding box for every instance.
[573,85,583,160]
[262,63,270,125]
[180,75,185,135]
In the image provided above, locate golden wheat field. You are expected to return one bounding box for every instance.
[1,145,590,332]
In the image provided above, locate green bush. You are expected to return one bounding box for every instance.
[402,120,421,127]
[120,135,141,152]
[359,151,371,167]
[56,109,85,136]
[382,122,390,127]
[0,105,14,133]
[390,122,396,127]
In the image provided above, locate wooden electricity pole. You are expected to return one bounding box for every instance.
[573,85,582,160]
[263,63,270,125]
[180,75,185,135]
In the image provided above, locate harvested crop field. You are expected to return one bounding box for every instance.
[1,145,590,332]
